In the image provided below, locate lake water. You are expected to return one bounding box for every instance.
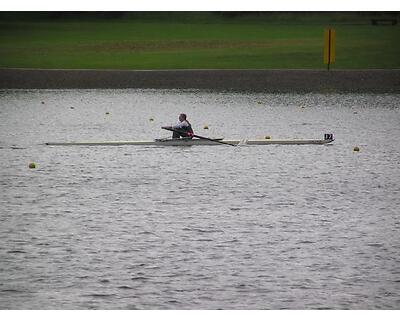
[0,89,399,309]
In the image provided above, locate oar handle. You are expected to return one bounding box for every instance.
[161,127,236,147]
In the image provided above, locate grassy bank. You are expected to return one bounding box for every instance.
[0,13,399,69]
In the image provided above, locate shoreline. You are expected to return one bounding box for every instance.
[1,68,399,93]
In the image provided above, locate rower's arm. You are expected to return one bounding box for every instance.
[172,122,188,129]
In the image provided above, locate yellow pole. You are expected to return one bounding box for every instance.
[324,28,336,71]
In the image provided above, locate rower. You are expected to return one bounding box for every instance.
[162,113,194,139]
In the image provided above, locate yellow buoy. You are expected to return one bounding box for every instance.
[264,135,271,140]
[203,125,209,130]
[353,146,360,152]
[29,162,36,169]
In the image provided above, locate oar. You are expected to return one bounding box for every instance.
[162,127,237,147]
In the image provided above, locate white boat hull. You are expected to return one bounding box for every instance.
[46,137,334,146]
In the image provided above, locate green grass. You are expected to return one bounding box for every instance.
[0,17,399,69]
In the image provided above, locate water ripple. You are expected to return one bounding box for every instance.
[0,90,399,309]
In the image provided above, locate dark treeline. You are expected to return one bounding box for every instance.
[0,11,399,22]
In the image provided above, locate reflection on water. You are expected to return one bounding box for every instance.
[0,89,400,309]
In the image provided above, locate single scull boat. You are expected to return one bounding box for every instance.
[46,134,334,146]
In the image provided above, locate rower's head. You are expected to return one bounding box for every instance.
[179,113,187,122]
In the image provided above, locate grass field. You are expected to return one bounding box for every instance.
[0,13,399,69]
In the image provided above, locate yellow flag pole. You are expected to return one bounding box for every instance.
[324,28,336,71]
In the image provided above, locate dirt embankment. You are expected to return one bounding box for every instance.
[0,68,399,93]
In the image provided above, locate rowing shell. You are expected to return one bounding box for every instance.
[45,136,334,146]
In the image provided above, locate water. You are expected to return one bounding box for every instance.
[0,89,399,309]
